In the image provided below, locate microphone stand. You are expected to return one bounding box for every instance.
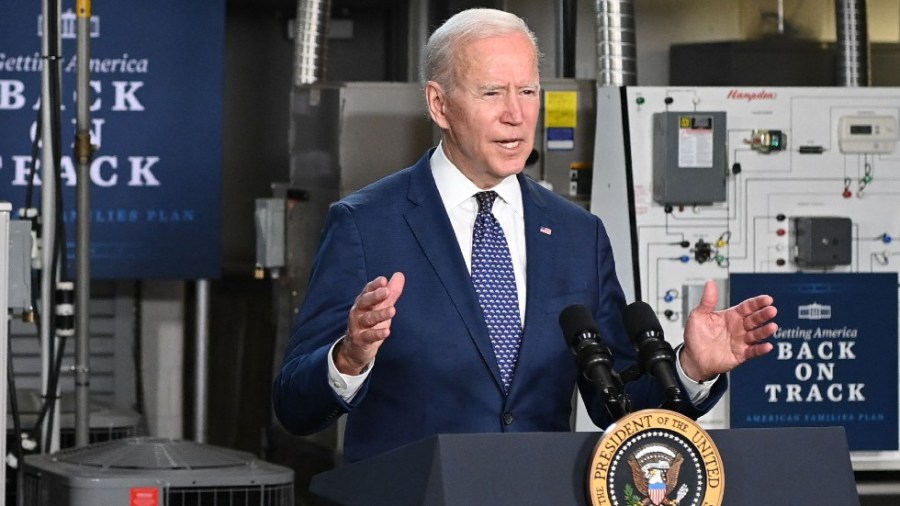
[573,338,631,421]
[620,347,686,414]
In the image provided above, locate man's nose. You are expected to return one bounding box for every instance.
[501,95,524,124]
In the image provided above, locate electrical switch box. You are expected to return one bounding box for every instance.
[8,220,32,310]
[255,198,286,270]
[652,111,727,205]
[791,216,852,267]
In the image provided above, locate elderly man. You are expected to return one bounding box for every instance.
[273,8,777,463]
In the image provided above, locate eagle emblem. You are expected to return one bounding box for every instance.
[626,443,688,506]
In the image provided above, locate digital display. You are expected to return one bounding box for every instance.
[850,124,873,135]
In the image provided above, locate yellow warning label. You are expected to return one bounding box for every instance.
[545,91,578,128]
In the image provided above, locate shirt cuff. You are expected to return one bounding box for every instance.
[675,344,718,405]
[327,338,372,402]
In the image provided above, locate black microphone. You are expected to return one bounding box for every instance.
[621,301,685,411]
[559,304,629,420]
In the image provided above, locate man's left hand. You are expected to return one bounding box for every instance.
[680,280,778,382]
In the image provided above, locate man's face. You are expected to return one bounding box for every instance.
[427,32,540,189]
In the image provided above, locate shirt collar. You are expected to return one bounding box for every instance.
[430,142,524,215]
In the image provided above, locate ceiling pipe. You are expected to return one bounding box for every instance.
[593,0,637,86]
[835,0,870,87]
[556,0,578,78]
[293,0,332,85]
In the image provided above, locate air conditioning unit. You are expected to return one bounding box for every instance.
[7,395,145,504]
[22,437,294,506]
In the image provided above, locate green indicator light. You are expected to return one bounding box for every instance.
[636,97,645,105]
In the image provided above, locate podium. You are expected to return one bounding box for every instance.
[310,427,859,505]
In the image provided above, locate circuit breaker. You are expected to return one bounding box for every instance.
[791,216,853,267]
[652,111,727,205]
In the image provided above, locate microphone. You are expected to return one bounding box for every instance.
[621,301,685,411]
[559,305,629,420]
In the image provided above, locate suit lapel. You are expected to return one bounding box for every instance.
[515,175,558,391]
[403,156,504,389]
[521,175,556,330]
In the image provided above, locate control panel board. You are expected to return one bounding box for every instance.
[589,86,900,470]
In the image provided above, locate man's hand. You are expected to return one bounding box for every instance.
[680,280,778,382]
[334,272,406,375]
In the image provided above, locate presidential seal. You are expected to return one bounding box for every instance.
[587,409,724,506]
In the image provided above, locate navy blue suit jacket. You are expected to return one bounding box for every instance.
[273,150,725,462]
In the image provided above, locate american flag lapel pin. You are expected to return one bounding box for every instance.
[539,226,552,235]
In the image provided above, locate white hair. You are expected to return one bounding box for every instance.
[421,8,540,93]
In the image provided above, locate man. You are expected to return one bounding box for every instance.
[273,8,778,463]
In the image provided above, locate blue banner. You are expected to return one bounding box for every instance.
[729,273,899,451]
[0,1,224,279]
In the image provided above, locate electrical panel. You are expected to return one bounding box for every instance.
[534,79,597,205]
[594,87,900,335]
[590,87,900,470]
[8,220,32,310]
[652,111,727,205]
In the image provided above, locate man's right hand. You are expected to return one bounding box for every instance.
[334,272,406,375]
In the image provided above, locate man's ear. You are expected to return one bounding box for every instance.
[425,81,450,130]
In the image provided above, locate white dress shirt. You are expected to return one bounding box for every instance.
[430,145,527,324]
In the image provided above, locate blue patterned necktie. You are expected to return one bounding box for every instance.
[471,191,522,393]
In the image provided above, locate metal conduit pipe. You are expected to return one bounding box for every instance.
[556,0,578,78]
[593,0,637,86]
[835,0,870,87]
[74,0,93,449]
[40,0,62,454]
[408,0,429,82]
[293,0,331,86]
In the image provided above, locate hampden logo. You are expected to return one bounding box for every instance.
[727,89,777,101]
[587,410,724,506]
[37,9,101,38]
